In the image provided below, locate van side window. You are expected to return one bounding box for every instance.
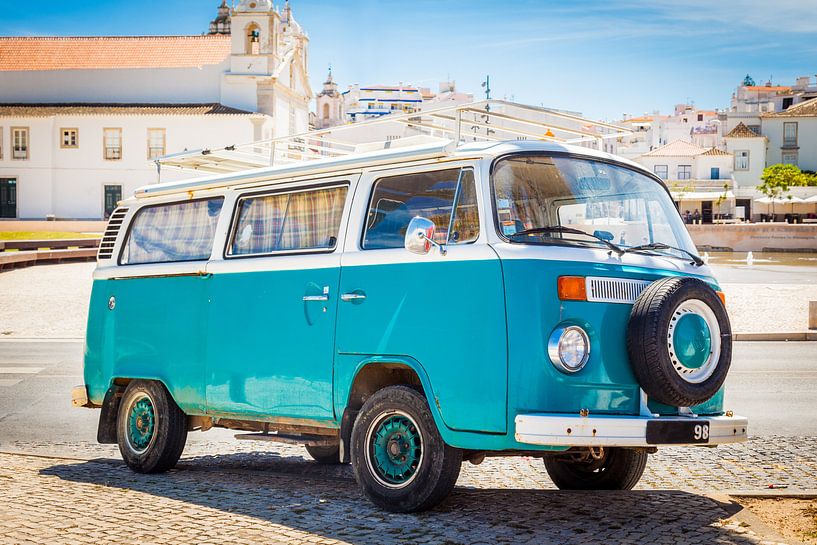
[228,185,348,256]
[363,168,479,250]
[121,197,224,265]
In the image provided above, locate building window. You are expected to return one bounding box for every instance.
[654,165,668,179]
[697,114,703,122]
[103,128,122,160]
[735,150,750,170]
[288,104,296,135]
[60,128,79,149]
[147,128,166,159]
[782,151,798,166]
[747,125,761,135]
[0,127,3,159]
[12,127,29,160]
[783,122,798,147]
[677,165,692,180]
[322,103,330,121]
[782,97,794,110]
[246,24,261,55]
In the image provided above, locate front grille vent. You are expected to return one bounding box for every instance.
[97,208,129,261]
[585,277,651,304]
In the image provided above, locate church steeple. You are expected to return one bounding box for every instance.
[208,1,231,35]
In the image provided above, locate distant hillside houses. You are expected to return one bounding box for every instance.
[615,75,817,223]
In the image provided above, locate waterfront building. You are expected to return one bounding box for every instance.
[635,140,735,223]
[0,1,312,219]
[761,97,817,172]
[721,75,817,136]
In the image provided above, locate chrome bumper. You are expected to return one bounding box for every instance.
[515,413,748,447]
[71,385,94,408]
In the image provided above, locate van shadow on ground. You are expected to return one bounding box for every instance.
[40,451,758,545]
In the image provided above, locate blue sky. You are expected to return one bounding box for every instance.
[5,0,817,120]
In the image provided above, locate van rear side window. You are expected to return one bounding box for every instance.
[363,168,479,250]
[120,197,224,265]
[228,185,348,256]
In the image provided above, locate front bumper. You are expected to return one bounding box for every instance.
[515,413,748,447]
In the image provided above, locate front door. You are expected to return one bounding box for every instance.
[0,178,17,218]
[701,201,713,224]
[104,185,122,218]
[204,180,354,422]
[336,167,508,433]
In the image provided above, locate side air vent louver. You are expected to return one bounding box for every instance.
[97,208,129,261]
[586,277,652,304]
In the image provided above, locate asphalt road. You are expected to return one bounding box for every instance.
[0,340,813,446]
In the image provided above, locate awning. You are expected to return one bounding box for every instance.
[671,191,735,201]
[754,196,804,204]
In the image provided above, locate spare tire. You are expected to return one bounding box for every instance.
[626,276,732,407]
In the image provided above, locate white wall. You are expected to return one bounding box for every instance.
[637,153,732,182]
[762,117,817,171]
[0,65,227,104]
[724,136,767,190]
[0,113,266,219]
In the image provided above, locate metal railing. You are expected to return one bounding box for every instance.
[156,100,632,175]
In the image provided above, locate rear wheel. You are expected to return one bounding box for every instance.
[116,380,188,473]
[544,447,647,490]
[305,444,342,464]
[350,386,461,513]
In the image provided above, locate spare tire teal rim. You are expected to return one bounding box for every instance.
[126,393,156,454]
[667,299,721,384]
[365,410,424,489]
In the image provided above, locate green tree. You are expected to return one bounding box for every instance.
[757,164,805,216]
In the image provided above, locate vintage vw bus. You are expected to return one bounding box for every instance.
[74,134,747,513]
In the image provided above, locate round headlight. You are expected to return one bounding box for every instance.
[548,325,590,373]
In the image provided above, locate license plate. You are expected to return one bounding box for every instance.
[646,420,710,444]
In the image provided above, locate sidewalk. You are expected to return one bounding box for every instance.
[1,440,804,545]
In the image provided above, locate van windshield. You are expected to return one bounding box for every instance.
[492,154,697,260]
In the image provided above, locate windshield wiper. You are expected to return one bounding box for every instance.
[623,242,704,266]
[509,226,625,256]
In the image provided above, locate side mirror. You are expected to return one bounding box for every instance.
[405,216,446,256]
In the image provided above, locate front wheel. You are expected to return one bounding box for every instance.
[544,447,648,490]
[116,380,188,473]
[350,386,462,513]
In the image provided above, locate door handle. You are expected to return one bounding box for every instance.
[340,292,366,302]
[303,286,330,302]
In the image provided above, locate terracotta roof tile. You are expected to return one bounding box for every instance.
[642,139,708,157]
[0,35,231,71]
[701,147,731,156]
[762,97,817,118]
[725,122,762,138]
[0,103,255,117]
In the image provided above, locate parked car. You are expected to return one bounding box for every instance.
[74,138,747,512]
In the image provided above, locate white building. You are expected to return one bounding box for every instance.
[721,75,817,137]
[615,105,721,160]
[635,140,735,222]
[343,84,424,122]
[0,0,312,219]
[761,97,817,172]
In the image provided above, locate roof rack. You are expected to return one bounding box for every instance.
[156,99,631,175]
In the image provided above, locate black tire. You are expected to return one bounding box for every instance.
[305,444,343,464]
[627,276,732,407]
[116,380,188,473]
[544,448,648,490]
[350,385,461,513]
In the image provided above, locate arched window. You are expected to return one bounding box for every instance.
[246,23,261,55]
[322,103,330,120]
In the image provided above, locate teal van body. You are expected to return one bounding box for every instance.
[80,140,746,458]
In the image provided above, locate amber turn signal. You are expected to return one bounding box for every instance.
[716,291,726,306]
[558,276,587,301]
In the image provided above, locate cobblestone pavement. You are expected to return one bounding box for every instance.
[1,436,813,544]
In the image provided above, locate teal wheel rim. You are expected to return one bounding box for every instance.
[667,299,721,384]
[367,412,423,488]
[672,313,711,369]
[127,395,156,453]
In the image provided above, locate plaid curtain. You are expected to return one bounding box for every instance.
[122,198,223,264]
[231,186,347,255]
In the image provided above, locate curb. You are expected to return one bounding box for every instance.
[733,332,817,341]
[726,490,817,499]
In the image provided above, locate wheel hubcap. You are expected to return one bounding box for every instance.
[666,299,722,384]
[127,396,155,452]
[367,412,423,488]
